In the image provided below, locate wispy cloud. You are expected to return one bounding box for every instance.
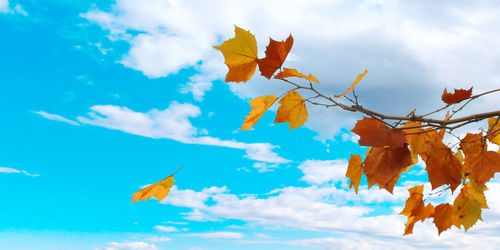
[0,0,27,16]
[145,236,170,242]
[34,111,80,126]
[76,103,289,164]
[153,225,177,233]
[182,232,243,239]
[101,241,158,250]
[0,167,39,177]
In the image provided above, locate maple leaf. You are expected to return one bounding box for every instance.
[418,136,462,191]
[487,117,500,150]
[441,87,472,105]
[258,35,293,79]
[460,133,485,157]
[346,154,363,194]
[453,180,488,231]
[400,185,435,235]
[274,90,308,130]
[460,133,500,185]
[464,150,500,186]
[433,204,456,235]
[131,167,182,203]
[363,145,413,193]
[274,68,319,83]
[402,121,422,166]
[214,26,258,83]
[351,117,407,148]
[240,95,277,130]
[334,69,368,98]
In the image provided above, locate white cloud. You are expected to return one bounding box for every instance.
[252,162,279,173]
[76,103,289,164]
[153,225,177,232]
[0,0,27,16]
[103,241,158,250]
[183,232,243,239]
[298,159,348,185]
[156,156,500,249]
[82,0,500,141]
[34,111,80,126]
[0,0,8,12]
[0,167,39,177]
[145,236,171,242]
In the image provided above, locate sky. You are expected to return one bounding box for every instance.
[1,0,500,249]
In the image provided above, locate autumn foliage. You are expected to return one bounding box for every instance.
[132,26,500,236]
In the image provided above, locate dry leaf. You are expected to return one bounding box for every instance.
[274,90,308,130]
[214,26,258,83]
[275,68,319,83]
[258,35,293,79]
[334,69,368,98]
[240,95,277,130]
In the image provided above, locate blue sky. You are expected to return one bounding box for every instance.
[1,0,500,249]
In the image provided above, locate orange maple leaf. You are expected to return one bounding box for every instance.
[363,145,413,193]
[441,87,472,105]
[351,117,407,148]
[334,69,368,98]
[258,35,293,79]
[240,95,278,130]
[433,204,456,235]
[460,133,500,185]
[400,185,435,235]
[131,167,182,203]
[274,68,319,83]
[418,136,462,191]
[274,90,308,130]
[346,154,363,194]
[213,26,258,83]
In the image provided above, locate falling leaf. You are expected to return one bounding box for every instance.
[433,204,456,235]
[274,90,308,130]
[131,167,182,203]
[214,26,258,83]
[258,35,293,79]
[346,154,363,194]
[240,95,278,130]
[363,145,413,193]
[275,68,319,83]
[334,69,368,98]
[441,87,472,105]
[131,176,175,203]
[400,185,435,235]
[351,117,407,148]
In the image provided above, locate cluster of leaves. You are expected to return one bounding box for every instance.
[130,26,500,236]
[210,26,500,235]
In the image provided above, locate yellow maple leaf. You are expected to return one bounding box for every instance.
[452,180,488,231]
[274,68,319,83]
[214,25,258,83]
[274,90,308,130]
[131,167,182,203]
[487,117,500,151]
[240,95,277,130]
[345,154,363,194]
